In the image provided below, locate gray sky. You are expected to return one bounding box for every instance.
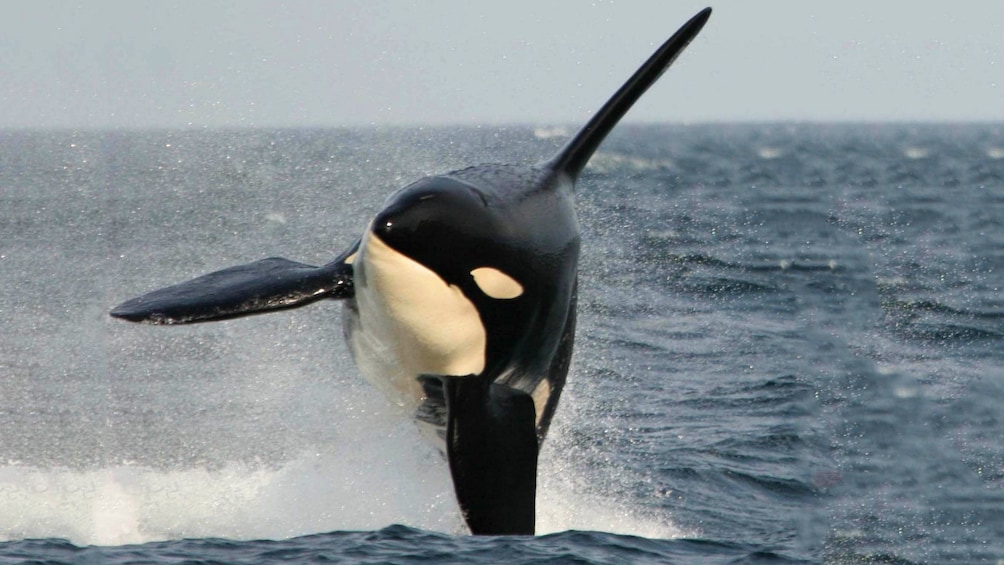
[1,1,1001,128]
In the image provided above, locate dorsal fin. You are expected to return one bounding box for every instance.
[543,7,711,183]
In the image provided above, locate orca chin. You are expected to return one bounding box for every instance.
[110,7,712,536]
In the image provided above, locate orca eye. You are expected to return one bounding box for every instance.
[470,267,523,300]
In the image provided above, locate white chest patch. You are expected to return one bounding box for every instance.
[349,230,487,408]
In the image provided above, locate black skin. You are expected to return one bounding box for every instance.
[371,171,579,428]
[367,170,578,534]
[110,8,712,536]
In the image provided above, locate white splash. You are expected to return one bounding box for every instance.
[757,147,783,159]
[586,152,673,173]
[533,126,570,140]
[0,446,463,546]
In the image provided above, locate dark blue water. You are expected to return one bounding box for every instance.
[1,124,1002,563]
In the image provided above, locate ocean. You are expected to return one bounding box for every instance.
[0,124,1002,563]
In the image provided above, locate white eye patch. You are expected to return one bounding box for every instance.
[470,267,523,299]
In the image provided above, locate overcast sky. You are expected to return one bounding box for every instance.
[1,1,1001,128]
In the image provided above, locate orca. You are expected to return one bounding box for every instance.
[111,8,711,536]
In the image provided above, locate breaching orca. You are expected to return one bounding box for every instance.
[111,8,711,536]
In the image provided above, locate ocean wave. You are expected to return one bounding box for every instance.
[0,525,791,565]
[882,298,1004,343]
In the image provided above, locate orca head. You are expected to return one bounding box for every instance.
[364,174,551,377]
[374,176,517,297]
